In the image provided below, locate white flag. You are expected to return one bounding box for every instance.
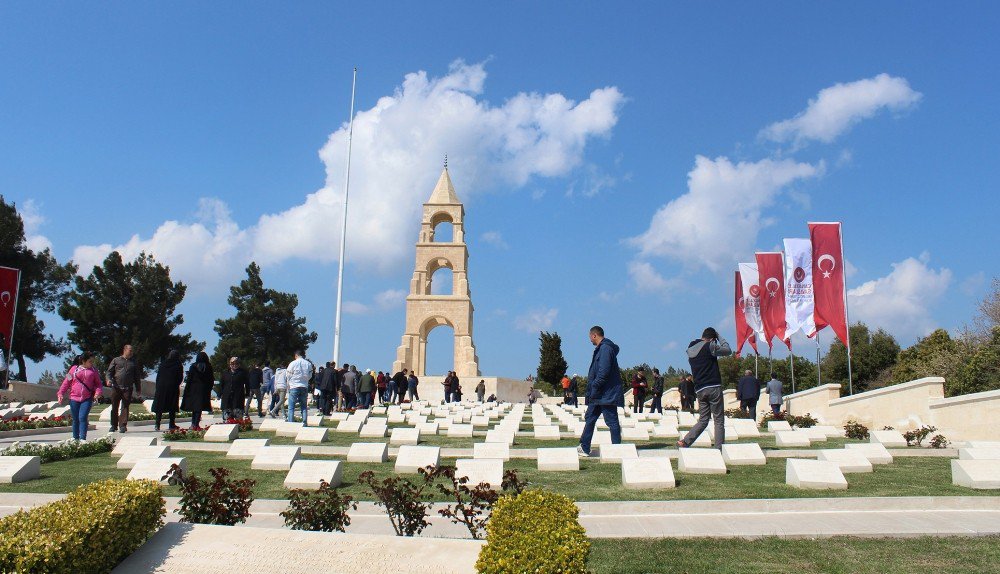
[737,262,765,340]
[783,238,817,338]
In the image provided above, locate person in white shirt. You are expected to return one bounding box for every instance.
[285,350,314,424]
[268,367,288,418]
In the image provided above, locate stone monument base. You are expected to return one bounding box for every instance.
[413,376,532,403]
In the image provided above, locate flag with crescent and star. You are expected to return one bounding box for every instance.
[755,252,790,350]
[0,266,21,357]
[738,262,766,349]
[809,222,849,349]
[734,270,757,357]
[782,238,817,339]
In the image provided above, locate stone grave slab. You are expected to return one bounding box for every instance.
[295,426,330,444]
[117,446,171,470]
[473,442,510,461]
[251,446,301,471]
[775,430,811,448]
[112,523,484,574]
[797,427,828,442]
[203,424,239,442]
[276,422,304,437]
[845,443,894,464]
[448,424,474,438]
[347,442,389,463]
[621,427,650,441]
[304,415,326,427]
[813,425,845,438]
[455,458,503,489]
[327,412,350,421]
[537,448,580,471]
[258,417,281,432]
[226,439,270,460]
[621,458,675,489]
[336,420,363,433]
[870,430,907,448]
[951,459,1000,490]
[652,425,679,439]
[99,407,113,422]
[708,426,738,443]
[677,412,697,427]
[142,400,155,412]
[0,456,40,483]
[591,430,613,446]
[126,457,186,485]
[677,448,727,474]
[786,458,848,490]
[721,443,767,465]
[484,430,514,445]
[470,415,490,427]
[395,445,441,473]
[112,436,157,457]
[731,419,761,437]
[284,460,343,489]
[416,422,439,435]
[767,420,793,432]
[599,443,639,463]
[967,441,1000,449]
[390,427,421,445]
[533,426,561,440]
[690,431,713,447]
[360,423,388,438]
[817,449,874,473]
[958,447,1000,461]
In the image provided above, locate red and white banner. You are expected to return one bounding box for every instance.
[809,222,849,349]
[734,270,756,357]
[755,252,789,350]
[738,262,765,347]
[0,266,20,356]
[783,238,816,339]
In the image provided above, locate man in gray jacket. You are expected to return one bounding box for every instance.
[106,344,143,433]
[767,375,784,416]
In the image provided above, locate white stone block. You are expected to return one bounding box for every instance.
[599,443,639,463]
[870,430,907,448]
[775,430,811,448]
[958,447,1000,461]
[111,436,157,457]
[708,426,738,443]
[258,417,281,432]
[967,441,1000,449]
[99,407,113,422]
[785,458,848,490]
[652,425,679,439]
[797,428,826,442]
[845,443,894,464]
[203,424,239,442]
[473,442,510,461]
[448,424,474,438]
[395,445,441,473]
[117,446,171,470]
[295,426,330,443]
[533,426,561,440]
[721,443,767,465]
[347,442,389,463]
[226,439,270,459]
[817,449,874,473]
[360,423,388,438]
[484,430,514,445]
[621,458,675,489]
[251,446,301,471]
[142,400,155,412]
[677,412,697,427]
[731,419,761,437]
[416,422,439,436]
[390,427,421,446]
[455,459,503,489]
[951,459,1000,490]
[127,457,185,485]
[470,415,490,427]
[0,456,40,483]
[284,460,343,490]
[336,420,363,433]
[677,448,727,474]
[276,422,304,437]
[767,420,792,432]
[622,427,650,441]
[812,425,846,438]
[304,415,326,427]
[537,448,580,471]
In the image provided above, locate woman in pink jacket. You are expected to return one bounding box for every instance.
[57,352,104,441]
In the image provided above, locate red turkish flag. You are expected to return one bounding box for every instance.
[0,267,20,356]
[809,222,849,350]
[734,270,756,357]
[755,252,789,350]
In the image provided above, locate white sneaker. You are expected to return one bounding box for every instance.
[576,445,592,458]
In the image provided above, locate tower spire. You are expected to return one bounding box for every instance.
[444,153,448,169]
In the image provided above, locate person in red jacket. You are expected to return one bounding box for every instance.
[57,352,103,441]
[631,371,648,413]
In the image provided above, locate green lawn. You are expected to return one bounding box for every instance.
[0,449,989,502]
[587,536,1000,574]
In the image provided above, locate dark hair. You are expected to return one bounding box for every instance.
[590,325,604,337]
[196,351,210,364]
[79,351,95,363]
[264,360,270,367]
[653,368,659,374]
[702,327,719,340]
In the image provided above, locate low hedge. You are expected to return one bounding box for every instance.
[0,436,115,463]
[0,478,165,573]
[476,489,590,574]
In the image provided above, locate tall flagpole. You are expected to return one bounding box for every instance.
[815,337,822,387]
[333,68,358,364]
[839,222,853,395]
[789,345,796,394]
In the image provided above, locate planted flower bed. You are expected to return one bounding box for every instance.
[0,436,115,463]
[0,416,72,432]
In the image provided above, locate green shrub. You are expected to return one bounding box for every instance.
[476,489,590,574]
[844,420,870,440]
[930,434,950,449]
[0,478,165,573]
[167,465,255,525]
[281,480,357,532]
[0,436,115,462]
[903,425,937,446]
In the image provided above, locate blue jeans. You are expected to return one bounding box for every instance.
[287,387,308,424]
[359,391,372,409]
[69,399,93,440]
[579,404,622,455]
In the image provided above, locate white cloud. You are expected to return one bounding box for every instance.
[628,261,679,294]
[761,73,922,145]
[662,341,678,352]
[514,307,558,333]
[629,156,823,273]
[848,253,952,340]
[374,289,407,310]
[480,231,508,250]
[342,301,370,315]
[73,60,625,291]
[19,200,53,253]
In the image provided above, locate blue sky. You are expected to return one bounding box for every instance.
[2,2,997,379]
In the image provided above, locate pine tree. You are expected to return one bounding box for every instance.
[0,197,77,381]
[212,263,318,374]
[59,251,202,373]
[536,331,568,393]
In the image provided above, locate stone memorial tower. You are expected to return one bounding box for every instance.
[392,164,481,377]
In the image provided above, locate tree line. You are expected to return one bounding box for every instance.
[0,197,316,381]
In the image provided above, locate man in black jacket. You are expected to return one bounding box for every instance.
[736,369,761,421]
[679,375,696,412]
[245,363,264,418]
[220,357,249,420]
[319,362,339,415]
[649,368,664,414]
[677,327,732,450]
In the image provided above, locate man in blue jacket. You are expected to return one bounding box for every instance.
[578,326,625,457]
[736,369,761,421]
[677,327,732,450]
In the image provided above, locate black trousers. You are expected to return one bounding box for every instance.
[649,393,663,413]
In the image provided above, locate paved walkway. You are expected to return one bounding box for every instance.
[2,493,996,539]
